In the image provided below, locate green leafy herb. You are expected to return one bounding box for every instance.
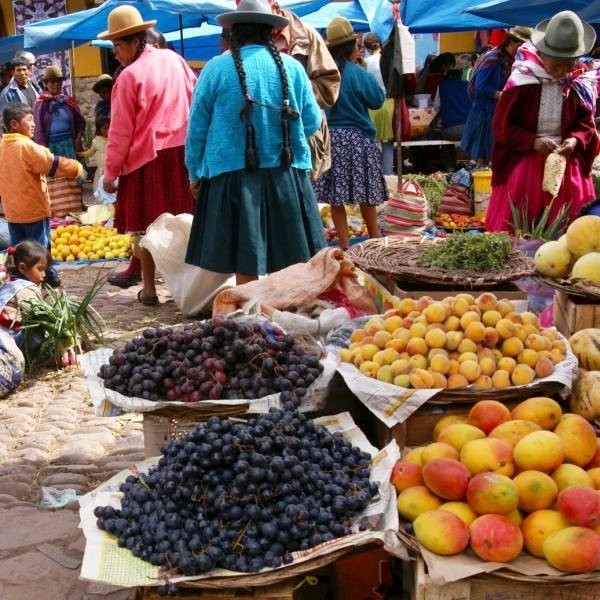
[417,233,512,272]
[19,269,106,370]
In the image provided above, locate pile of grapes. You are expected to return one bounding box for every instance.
[98,318,324,404]
[94,409,378,594]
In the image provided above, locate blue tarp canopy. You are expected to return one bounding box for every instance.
[0,34,77,63]
[302,0,370,32]
[465,0,600,26]
[24,0,331,48]
[401,0,510,32]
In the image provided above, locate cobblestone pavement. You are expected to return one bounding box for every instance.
[0,262,191,600]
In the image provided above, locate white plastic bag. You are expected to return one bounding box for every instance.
[94,175,118,204]
[140,213,234,316]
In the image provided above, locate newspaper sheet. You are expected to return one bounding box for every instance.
[325,319,578,428]
[79,348,336,418]
[79,411,406,587]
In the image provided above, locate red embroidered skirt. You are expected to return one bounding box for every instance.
[114,146,194,234]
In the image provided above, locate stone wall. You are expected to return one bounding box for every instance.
[73,76,98,122]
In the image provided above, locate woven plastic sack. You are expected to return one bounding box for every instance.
[0,330,24,399]
[140,213,234,317]
[383,178,428,235]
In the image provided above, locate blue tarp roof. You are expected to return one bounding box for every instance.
[401,0,510,32]
[24,0,331,47]
[465,0,600,26]
[0,34,75,64]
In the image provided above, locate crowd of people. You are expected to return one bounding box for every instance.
[0,5,598,308]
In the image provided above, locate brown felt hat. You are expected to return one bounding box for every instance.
[92,74,113,93]
[507,26,533,43]
[98,5,156,41]
[42,65,65,81]
[326,17,361,48]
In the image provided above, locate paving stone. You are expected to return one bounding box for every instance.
[44,413,78,423]
[41,473,89,488]
[0,482,31,500]
[62,432,116,449]
[0,407,35,418]
[0,494,17,504]
[0,506,80,550]
[32,423,66,434]
[40,464,98,476]
[95,451,146,466]
[42,420,77,431]
[13,447,50,465]
[0,474,33,486]
[0,464,37,477]
[14,398,35,408]
[53,440,106,463]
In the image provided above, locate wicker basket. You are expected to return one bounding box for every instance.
[534,274,600,301]
[346,237,534,288]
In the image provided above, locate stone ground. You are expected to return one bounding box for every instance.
[0,261,188,600]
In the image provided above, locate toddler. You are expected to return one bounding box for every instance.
[0,102,86,287]
[0,240,47,349]
[78,115,109,197]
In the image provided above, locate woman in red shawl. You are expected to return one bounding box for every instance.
[486,11,599,234]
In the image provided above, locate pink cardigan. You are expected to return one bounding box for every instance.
[104,46,197,180]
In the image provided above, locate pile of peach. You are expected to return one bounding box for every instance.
[392,398,600,573]
[338,293,567,390]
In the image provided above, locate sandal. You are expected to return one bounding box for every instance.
[137,289,159,306]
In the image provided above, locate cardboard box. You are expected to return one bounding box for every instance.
[553,290,600,338]
[403,555,600,600]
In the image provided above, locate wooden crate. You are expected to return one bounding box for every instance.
[403,555,600,600]
[372,400,523,449]
[132,579,298,600]
[553,290,600,338]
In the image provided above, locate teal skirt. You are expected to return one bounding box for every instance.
[185,167,326,276]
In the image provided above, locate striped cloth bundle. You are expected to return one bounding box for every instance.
[383,179,428,235]
[48,177,83,218]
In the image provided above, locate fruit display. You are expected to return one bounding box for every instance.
[337,292,567,390]
[534,215,600,284]
[392,398,600,573]
[98,318,324,404]
[435,213,485,230]
[320,205,367,243]
[93,409,378,591]
[51,223,132,262]
[568,328,600,421]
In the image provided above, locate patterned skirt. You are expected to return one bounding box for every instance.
[185,167,326,276]
[312,128,387,206]
[115,146,194,234]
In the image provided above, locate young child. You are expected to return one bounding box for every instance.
[78,115,109,196]
[0,240,47,349]
[0,102,86,287]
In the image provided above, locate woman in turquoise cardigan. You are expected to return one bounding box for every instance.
[312,17,386,250]
[184,0,325,285]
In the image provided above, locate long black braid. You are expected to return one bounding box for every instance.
[229,23,299,170]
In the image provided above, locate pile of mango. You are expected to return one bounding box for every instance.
[51,224,132,262]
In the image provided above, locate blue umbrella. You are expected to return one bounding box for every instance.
[465,0,600,26]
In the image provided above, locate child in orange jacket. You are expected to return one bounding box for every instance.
[0,102,86,286]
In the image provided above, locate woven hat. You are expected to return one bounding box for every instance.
[507,26,533,43]
[532,10,595,58]
[326,17,361,48]
[98,5,156,41]
[217,0,288,29]
[42,65,65,81]
[92,74,113,93]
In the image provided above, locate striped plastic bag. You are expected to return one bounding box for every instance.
[383,178,428,235]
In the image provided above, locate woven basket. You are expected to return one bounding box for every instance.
[533,274,600,301]
[346,237,534,288]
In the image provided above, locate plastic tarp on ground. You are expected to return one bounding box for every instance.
[401,0,509,32]
[24,0,331,49]
[465,0,600,26]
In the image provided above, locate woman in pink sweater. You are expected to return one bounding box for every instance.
[98,6,197,304]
